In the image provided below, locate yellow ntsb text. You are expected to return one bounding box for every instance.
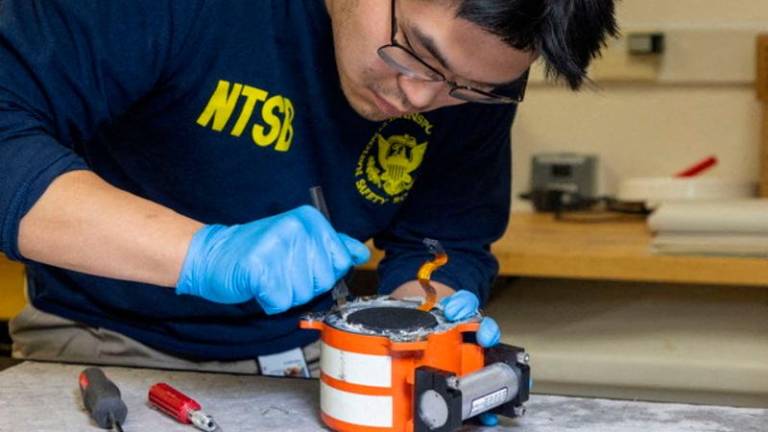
[197,80,295,152]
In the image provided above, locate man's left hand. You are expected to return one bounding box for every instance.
[440,289,501,348]
[440,290,502,427]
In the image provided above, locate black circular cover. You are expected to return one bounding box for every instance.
[346,307,438,332]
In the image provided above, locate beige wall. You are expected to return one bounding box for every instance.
[620,0,768,23]
[500,1,768,407]
[511,0,768,210]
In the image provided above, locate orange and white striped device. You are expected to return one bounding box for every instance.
[300,297,531,432]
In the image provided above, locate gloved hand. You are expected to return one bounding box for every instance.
[176,205,370,314]
[440,290,501,348]
[440,290,502,427]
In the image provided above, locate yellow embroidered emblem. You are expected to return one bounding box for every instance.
[354,114,433,205]
[367,134,427,197]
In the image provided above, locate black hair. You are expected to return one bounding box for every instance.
[454,0,619,90]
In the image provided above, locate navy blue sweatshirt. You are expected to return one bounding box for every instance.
[0,0,515,360]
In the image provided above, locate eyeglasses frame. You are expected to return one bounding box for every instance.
[375,0,529,105]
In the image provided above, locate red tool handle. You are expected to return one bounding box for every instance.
[148,382,202,424]
[675,155,718,177]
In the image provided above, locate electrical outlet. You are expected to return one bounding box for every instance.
[588,31,662,82]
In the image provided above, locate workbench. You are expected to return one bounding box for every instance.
[0,361,766,432]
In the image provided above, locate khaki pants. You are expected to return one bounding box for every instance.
[10,304,320,377]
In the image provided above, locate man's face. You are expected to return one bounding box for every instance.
[326,0,536,121]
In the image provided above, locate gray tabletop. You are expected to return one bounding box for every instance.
[0,362,765,432]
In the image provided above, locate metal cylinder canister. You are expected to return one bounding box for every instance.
[456,362,520,420]
[300,298,486,432]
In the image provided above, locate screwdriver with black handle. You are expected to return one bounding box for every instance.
[78,367,128,432]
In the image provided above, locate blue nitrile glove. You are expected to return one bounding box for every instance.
[176,205,370,314]
[439,290,501,347]
[440,290,480,322]
[441,290,502,427]
[478,412,499,427]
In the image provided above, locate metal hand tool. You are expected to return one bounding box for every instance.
[78,367,128,432]
[148,382,221,432]
[309,185,352,307]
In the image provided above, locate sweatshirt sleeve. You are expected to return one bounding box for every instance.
[0,0,203,261]
[374,104,516,306]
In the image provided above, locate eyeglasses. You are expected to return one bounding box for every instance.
[376,0,528,104]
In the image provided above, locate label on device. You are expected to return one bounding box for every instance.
[470,388,509,417]
[257,348,310,378]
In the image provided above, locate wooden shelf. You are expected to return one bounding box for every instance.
[0,256,25,320]
[493,213,768,286]
[364,212,768,287]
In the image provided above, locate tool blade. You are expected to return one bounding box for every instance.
[309,186,352,308]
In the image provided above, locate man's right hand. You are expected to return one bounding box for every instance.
[175,205,370,314]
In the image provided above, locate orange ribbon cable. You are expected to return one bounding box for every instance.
[417,239,448,311]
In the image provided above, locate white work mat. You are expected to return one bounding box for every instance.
[0,362,766,432]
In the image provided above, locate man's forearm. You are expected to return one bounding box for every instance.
[18,170,203,287]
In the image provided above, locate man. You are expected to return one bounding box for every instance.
[0,0,616,421]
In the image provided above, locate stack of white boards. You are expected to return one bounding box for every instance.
[647,199,768,257]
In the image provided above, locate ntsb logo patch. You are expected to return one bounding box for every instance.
[354,114,434,205]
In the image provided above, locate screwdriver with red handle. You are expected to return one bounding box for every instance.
[148,383,221,432]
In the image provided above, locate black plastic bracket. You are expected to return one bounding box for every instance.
[413,367,463,432]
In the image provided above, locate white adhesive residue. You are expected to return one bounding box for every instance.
[307,296,480,342]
